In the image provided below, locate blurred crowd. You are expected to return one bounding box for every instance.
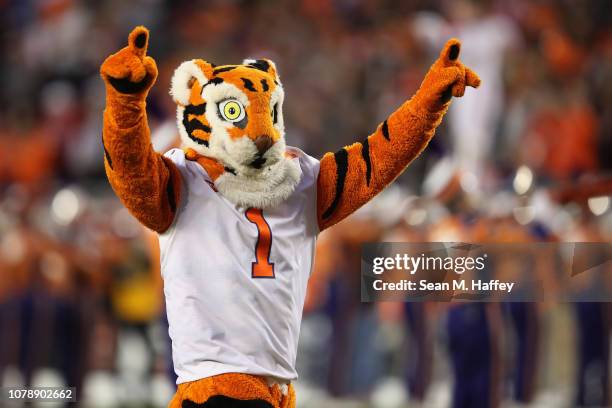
[0,0,610,407]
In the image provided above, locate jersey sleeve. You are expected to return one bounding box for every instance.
[287,147,321,237]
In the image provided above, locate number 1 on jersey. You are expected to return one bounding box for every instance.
[245,208,275,278]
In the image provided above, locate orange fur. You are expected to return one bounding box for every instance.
[101,26,181,233]
[317,39,480,231]
[184,148,226,181]
[167,374,295,408]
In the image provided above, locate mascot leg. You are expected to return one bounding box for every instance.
[168,373,295,408]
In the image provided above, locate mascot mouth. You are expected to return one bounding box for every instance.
[250,156,267,169]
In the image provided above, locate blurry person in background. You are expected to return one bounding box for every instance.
[0,186,101,398]
[504,1,603,182]
[382,200,432,404]
[0,119,59,193]
[104,220,173,406]
[323,191,401,398]
[0,186,39,389]
[519,83,598,182]
[412,0,520,182]
[293,228,337,404]
[486,210,545,406]
[425,160,503,408]
[555,181,612,407]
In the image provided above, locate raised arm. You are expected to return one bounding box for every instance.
[317,39,480,231]
[100,27,181,233]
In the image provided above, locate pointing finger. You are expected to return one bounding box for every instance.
[439,38,461,67]
[128,26,149,59]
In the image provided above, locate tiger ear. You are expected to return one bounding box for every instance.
[170,59,214,105]
[243,58,281,82]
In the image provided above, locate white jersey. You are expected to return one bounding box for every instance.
[159,147,320,384]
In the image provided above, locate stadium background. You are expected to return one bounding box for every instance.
[0,0,610,407]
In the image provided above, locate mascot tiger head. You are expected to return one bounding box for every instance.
[170,58,300,209]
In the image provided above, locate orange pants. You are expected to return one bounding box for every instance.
[168,373,295,408]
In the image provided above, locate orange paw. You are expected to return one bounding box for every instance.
[100,26,158,96]
[415,38,481,111]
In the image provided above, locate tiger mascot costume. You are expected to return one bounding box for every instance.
[100,26,479,407]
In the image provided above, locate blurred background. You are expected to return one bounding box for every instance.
[0,0,610,407]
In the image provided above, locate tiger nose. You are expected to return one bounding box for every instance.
[254,135,273,155]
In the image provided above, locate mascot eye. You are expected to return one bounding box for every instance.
[219,100,245,122]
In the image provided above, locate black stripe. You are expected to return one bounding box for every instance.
[261,79,269,92]
[440,87,453,104]
[134,33,147,48]
[381,120,390,141]
[271,103,278,124]
[213,65,237,75]
[248,59,271,73]
[186,121,212,133]
[102,138,113,170]
[361,137,371,186]
[184,103,206,116]
[203,77,224,87]
[241,77,257,92]
[182,396,273,408]
[182,103,210,147]
[449,44,460,61]
[322,148,349,219]
[186,129,209,146]
[107,73,153,94]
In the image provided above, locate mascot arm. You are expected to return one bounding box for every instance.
[317,39,480,231]
[100,27,182,233]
